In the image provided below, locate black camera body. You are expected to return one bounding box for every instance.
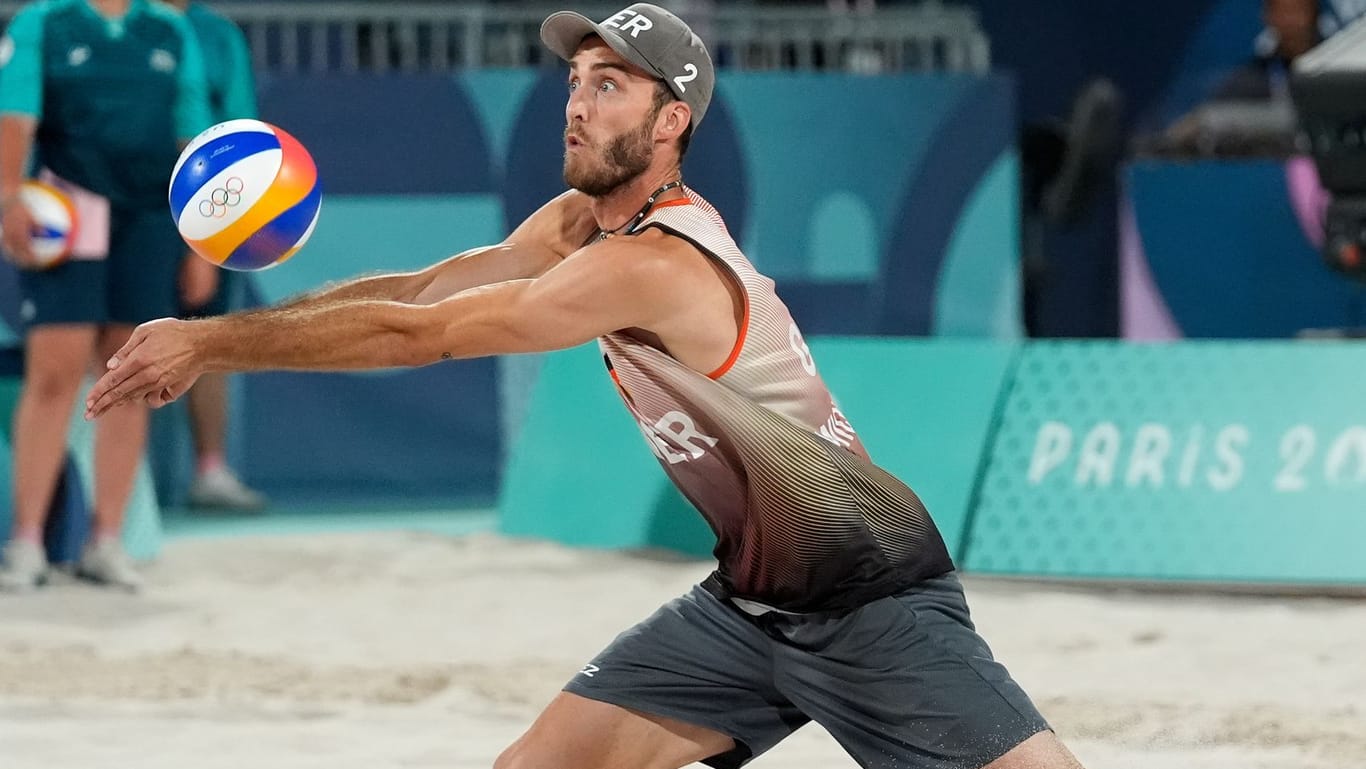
[1292,18,1366,280]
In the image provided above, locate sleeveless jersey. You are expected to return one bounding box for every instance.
[598,187,953,613]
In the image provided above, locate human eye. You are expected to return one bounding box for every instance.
[600,79,618,93]
[567,77,580,92]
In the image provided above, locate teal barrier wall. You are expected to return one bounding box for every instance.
[498,344,709,554]
[808,338,1017,558]
[499,339,1017,561]
[503,339,1366,588]
[967,341,1366,584]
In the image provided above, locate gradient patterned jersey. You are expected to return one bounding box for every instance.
[599,187,953,613]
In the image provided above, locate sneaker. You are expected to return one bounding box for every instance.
[187,467,268,511]
[77,539,143,592]
[0,539,48,591]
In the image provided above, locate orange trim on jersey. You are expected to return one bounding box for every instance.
[707,297,750,380]
[651,199,694,210]
[608,366,637,405]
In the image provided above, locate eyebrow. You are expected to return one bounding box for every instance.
[567,61,635,77]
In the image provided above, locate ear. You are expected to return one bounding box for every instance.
[657,101,692,142]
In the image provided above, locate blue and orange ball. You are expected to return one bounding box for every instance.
[169,119,322,271]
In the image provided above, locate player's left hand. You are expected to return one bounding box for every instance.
[84,318,204,419]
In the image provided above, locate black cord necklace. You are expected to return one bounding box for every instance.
[595,180,683,242]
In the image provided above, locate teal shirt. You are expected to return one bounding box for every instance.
[0,0,212,207]
[185,2,255,122]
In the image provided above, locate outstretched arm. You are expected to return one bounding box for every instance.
[275,190,594,310]
[84,234,686,418]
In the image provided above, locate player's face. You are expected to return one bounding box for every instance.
[563,39,662,196]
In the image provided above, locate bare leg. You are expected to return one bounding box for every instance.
[90,324,147,540]
[984,731,1087,769]
[183,369,264,510]
[186,371,228,468]
[10,325,98,541]
[494,692,735,769]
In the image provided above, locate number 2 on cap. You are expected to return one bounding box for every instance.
[674,63,699,93]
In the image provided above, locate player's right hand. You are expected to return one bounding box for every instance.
[0,200,39,269]
[85,317,204,419]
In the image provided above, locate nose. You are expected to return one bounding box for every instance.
[566,84,589,125]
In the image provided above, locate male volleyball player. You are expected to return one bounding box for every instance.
[85,4,1086,767]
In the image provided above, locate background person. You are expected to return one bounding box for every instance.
[0,0,211,591]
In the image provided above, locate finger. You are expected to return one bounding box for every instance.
[85,362,135,412]
[109,366,164,406]
[146,375,191,410]
[165,385,184,406]
[162,380,188,404]
[148,382,179,409]
[14,239,36,266]
[89,387,147,419]
[106,326,149,369]
[85,372,120,418]
[86,363,160,417]
[3,235,35,268]
[86,381,129,419]
[7,221,38,267]
[85,385,124,419]
[92,384,144,418]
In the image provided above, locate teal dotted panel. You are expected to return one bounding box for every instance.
[966,341,1366,583]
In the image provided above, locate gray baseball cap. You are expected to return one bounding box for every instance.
[541,3,715,130]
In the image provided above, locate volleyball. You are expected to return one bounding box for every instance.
[169,119,322,271]
[13,180,78,269]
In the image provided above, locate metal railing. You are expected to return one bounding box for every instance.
[0,1,989,75]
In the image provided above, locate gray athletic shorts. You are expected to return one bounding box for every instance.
[563,572,1050,769]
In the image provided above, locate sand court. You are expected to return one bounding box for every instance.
[0,528,1361,769]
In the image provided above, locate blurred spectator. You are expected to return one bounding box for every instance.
[1020,78,1124,336]
[1142,0,1322,158]
[0,0,211,591]
[163,0,267,512]
[1319,0,1366,33]
[1225,0,1321,100]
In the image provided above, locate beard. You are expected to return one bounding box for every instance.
[563,118,655,197]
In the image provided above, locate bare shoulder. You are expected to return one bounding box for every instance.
[508,190,598,257]
[630,226,718,279]
[554,228,719,301]
[573,227,704,269]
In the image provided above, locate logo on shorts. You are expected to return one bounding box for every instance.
[0,36,14,69]
[578,663,600,678]
[149,49,176,73]
[199,177,244,218]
